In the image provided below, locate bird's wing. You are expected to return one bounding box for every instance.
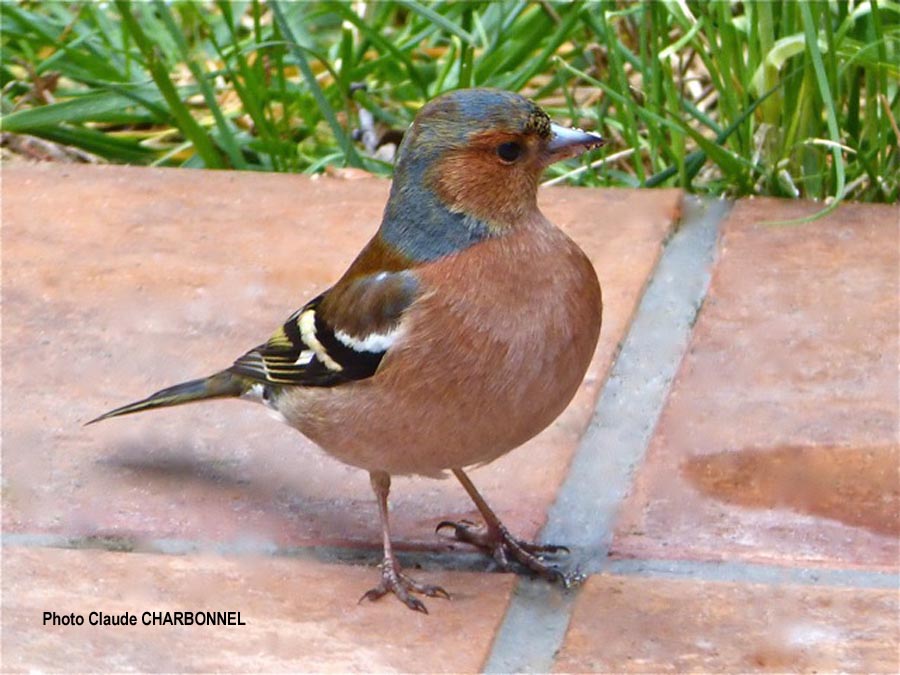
[229,270,419,387]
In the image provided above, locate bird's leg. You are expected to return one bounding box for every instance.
[359,470,450,613]
[438,468,581,588]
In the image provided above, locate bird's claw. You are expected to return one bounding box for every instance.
[436,519,569,556]
[359,558,450,614]
[436,519,578,586]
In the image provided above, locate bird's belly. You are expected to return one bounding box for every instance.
[278,361,584,476]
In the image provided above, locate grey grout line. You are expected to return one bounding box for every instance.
[599,558,899,590]
[4,532,896,591]
[483,195,729,674]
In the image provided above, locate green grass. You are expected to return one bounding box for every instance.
[2,1,898,203]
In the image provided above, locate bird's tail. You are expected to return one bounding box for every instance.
[85,370,248,425]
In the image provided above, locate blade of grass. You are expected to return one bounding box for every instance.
[768,1,846,223]
[508,4,583,91]
[270,0,361,167]
[556,58,751,186]
[329,2,428,98]
[581,9,645,183]
[1,88,161,132]
[26,124,158,163]
[113,0,223,168]
[396,0,474,44]
[152,0,246,169]
[209,2,283,170]
[645,74,792,187]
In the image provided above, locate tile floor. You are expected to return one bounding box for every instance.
[2,164,897,672]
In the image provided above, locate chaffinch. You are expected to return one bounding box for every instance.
[90,88,604,613]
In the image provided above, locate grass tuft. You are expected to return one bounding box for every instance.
[2,1,897,203]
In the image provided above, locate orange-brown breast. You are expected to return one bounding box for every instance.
[278,215,602,477]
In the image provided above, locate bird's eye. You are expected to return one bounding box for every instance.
[496,141,522,163]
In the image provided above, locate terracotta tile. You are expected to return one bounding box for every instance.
[555,574,899,673]
[1,164,681,552]
[613,198,900,568]
[1,546,514,672]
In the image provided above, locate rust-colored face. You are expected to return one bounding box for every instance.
[427,126,550,226]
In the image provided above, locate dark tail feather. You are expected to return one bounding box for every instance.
[85,371,247,425]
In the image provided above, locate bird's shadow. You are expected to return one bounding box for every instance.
[92,441,574,578]
[99,443,260,489]
[101,448,252,488]
[95,439,381,547]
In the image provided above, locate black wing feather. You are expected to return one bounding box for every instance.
[229,271,418,388]
[229,295,363,387]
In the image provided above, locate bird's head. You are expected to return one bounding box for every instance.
[380,88,604,261]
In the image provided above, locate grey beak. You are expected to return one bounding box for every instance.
[546,123,605,162]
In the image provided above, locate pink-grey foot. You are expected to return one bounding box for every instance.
[359,555,450,614]
[436,518,580,587]
[365,470,451,613]
[441,468,584,588]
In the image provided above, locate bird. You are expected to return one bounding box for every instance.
[89,88,604,613]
